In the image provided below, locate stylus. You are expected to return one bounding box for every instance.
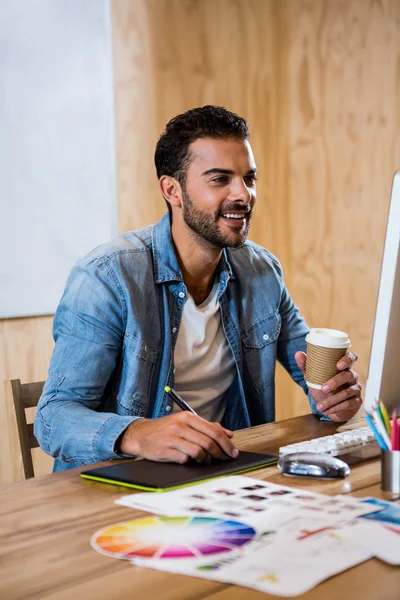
[164,386,198,416]
[164,386,235,462]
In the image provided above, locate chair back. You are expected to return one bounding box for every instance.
[4,379,45,480]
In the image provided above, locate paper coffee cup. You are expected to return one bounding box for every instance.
[305,328,351,390]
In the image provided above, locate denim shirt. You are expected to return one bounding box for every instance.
[35,213,322,471]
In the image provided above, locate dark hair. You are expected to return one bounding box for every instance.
[154,106,249,191]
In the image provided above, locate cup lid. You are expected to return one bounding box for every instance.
[305,328,351,349]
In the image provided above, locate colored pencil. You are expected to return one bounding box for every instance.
[379,399,392,436]
[392,408,399,451]
[371,407,391,450]
[364,413,388,450]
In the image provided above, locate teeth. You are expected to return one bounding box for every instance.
[223,213,245,219]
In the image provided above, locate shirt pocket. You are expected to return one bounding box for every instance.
[117,331,159,416]
[241,311,281,392]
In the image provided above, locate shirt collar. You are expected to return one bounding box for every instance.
[151,212,235,284]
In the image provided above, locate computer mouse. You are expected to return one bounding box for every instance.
[278,452,350,479]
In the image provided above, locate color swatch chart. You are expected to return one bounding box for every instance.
[92,516,256,561]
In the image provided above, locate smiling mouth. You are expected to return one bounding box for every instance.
[220,209,251,226]
[220,206,251,219]
[222,213,247,220]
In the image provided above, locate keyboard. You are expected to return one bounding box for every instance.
[279,426,379,457]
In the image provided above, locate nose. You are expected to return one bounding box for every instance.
[229,177,253,203]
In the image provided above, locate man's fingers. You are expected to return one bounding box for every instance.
[154,446,194,464]
[336,351,358,370]
[321,369,358,393]
[327,412,353,423]
[177,427,227,460]
[184,414,238,458]
[221,426,234,437]
[323,394,363,417]
[318,383,362,412]
[127,413,239,463]
[167,437,210,463]
[328,402,363,422]
[294,351,306,374]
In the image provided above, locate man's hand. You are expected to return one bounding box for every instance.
[118,412,239,463]
[295,351,363,422]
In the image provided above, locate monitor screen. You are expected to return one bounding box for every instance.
[365,172,400,413]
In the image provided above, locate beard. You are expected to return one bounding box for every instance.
[181,187,252,249]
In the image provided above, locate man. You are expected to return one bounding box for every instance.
[35,106,362,471]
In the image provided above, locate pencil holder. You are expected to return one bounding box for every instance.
[381,450,400,493]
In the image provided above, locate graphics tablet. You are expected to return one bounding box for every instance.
[81,451,277,491]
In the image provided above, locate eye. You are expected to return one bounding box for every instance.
[211,176,229,184]
[245,175,257,185]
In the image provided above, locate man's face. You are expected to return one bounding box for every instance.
[180,137,257,248]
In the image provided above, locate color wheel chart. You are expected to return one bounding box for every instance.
[92,516,256,561]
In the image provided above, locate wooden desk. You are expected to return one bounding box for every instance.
[0,415,399,600]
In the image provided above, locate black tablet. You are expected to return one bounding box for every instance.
[81,451,277,491]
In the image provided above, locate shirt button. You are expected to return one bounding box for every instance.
[178,292,185,298]
[263,334,269,341]
[172,327,177,334]
[166,405,172,412]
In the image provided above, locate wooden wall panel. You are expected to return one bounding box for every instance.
[1,0,399,483]
[0,317,54,482]
[287,0,400,415]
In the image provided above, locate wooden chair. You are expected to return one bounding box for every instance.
[4,379,45,480]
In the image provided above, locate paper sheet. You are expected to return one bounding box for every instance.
[96,475,393,597]
[337,519,400,565]
[116,475,380,525]
[130,513,372,597]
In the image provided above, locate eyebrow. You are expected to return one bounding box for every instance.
[201,168,258,177]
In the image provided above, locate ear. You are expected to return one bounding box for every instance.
[159,176,182,209]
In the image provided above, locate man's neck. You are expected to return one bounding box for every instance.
[171,220,222,306]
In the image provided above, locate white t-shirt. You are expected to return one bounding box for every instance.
[173,281,236,422]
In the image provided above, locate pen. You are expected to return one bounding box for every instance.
[164,386,198,416]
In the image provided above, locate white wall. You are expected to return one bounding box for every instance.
[0,0,117,318]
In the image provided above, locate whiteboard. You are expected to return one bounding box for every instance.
[0,0,117,318]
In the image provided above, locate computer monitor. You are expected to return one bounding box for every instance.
[365,171,400,413]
